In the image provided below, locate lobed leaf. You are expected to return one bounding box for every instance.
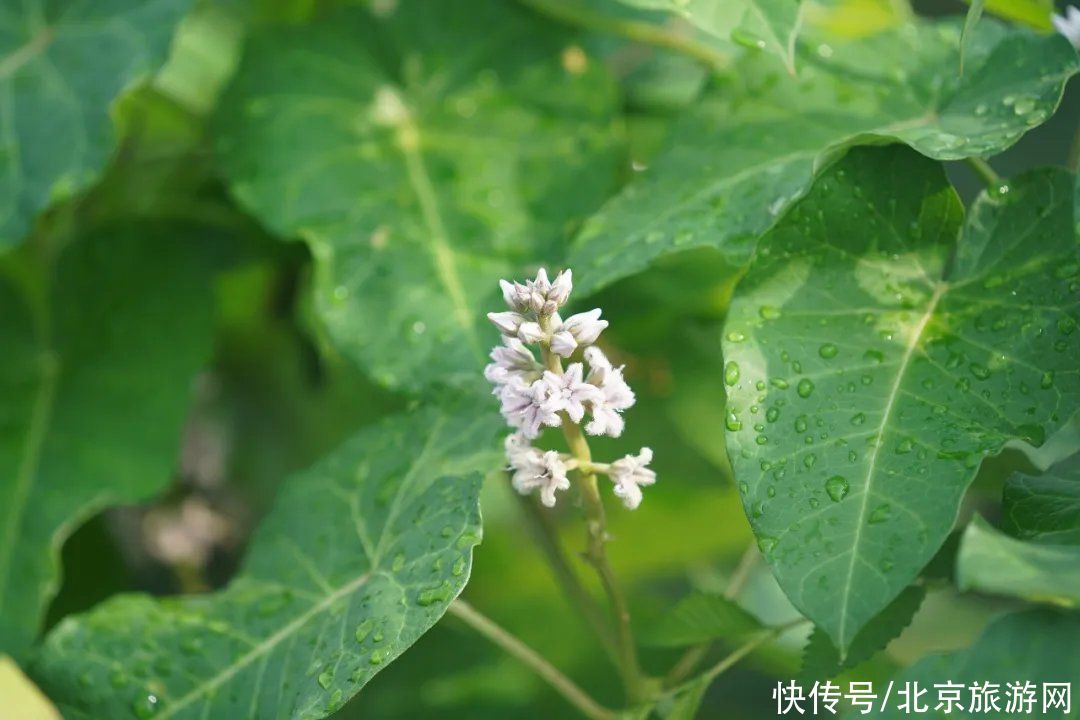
[0,0,192,247]
[956,515,1080,607]
[0,225,224,659]
[1003,453,1080,545]
[33,405,502,720]
[213,0,621,391]
[568,18,1079,296]
[721,146,1079,651]
[875,609,1080,720]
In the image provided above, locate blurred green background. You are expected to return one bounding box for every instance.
[33,0,1079,716]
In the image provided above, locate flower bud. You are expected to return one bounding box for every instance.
[548,269,573,307]
[517,321,545,344]
[488,311,525,336]
[550,330,577,358]
[559,309,607,346]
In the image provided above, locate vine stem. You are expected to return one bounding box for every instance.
[964,156,1001,188]
[537,319,646,703]
[664,542,760,687]
[448,600,616,720]
[516,0,729,71]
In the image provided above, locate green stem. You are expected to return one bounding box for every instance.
[964,156,1001,188]
[449,600,616,720]
[517,493,621,664]
[538,319,646,703]
[516,0,729,71]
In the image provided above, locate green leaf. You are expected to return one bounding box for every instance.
[0,224,224,659]
[0,0,192,247]
[721,146,1080,651]
[568,19,1079,297]
[213,0,620,390]
[875,608,1080,720]
[644,592,764,647]
[1003,453,1080,545]
[801,585,925,679]
[33,405,501,720]
[0,655,60,720]
[957,515,1080,606]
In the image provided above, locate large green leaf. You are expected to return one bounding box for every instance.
[721,146,1080,651]
[0,0,192,247]
[613,0,804,73]
[957,515,1080,606]
[876,608,1080,720]
[213,0,620,390]
[1003,453,1080,545]
[0,224,224,659]
[568,19,1078,296]
[33,406,501,720]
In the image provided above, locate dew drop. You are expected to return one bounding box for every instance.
[766,407,780,423]
[726,331,746,342]
[318,669,334,690]
[417,581,453,606]
[850,412,866,426]
[868,504,892,524]
[818,343,839,359]
[824,475,849,502]
[724,361,741,386]
[132,694,160,719]
[725,411,742,432]
[794,415,808,433]
[355,619,374,643]
[804,453,817,469]
[797,378,815,398]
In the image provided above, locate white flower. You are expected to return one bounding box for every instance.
[608,447,656,510]
[543,364,602,423]
[508,442,571,508]
[559,309,607,347]
[517,321,545,344]
[583,347,636,437]
[485,338,541,387]
[488,311,526,336]
[1054,6,1080,48]
[498,377,562,439]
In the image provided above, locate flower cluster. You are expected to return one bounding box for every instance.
[486,268,655,509]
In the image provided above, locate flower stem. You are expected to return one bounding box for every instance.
[516,0,729,71]
[517,493,621,664]
[537,321,646,703]
[449,599,616,720]
[964,156,1001,188]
